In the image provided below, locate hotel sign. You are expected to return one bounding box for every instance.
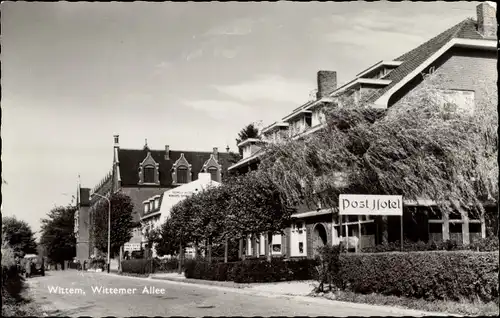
[339,194,403,216]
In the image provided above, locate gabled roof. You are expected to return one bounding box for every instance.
[117,148,231,186]
[365,18,486,105]
[230,16,495,171]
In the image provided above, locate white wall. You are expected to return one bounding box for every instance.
[290,221,307,257]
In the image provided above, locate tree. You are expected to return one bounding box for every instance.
[40,206,77,265]
[2,216,37,257]
[235,123,261,156]
[92,192,135,257]
[149,218,180,257]
[259,73,498,236]
[225,171,294,261]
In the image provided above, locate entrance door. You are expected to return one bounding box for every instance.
[312,224,328,256]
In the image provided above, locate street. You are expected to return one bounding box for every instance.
[26,270,437,317]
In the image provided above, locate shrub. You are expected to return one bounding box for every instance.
[468,237,499,252]
[155,258,179,273]
[184,260,237,281]
[339,251,499,303]
[184,258,318,283]
[361,237,499,253]
[121,259,155,274]
[1,246,25,303]
[315,245,342,292]
[90,258,106,270]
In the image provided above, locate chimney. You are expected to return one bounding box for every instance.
[477,2,497,38]
[113,135,119,148]
[213,147,218,160]
[164,145,170,160]
[316,70,337,99]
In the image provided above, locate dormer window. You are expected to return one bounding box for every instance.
[139,152,160,185]
[177,166,188,183]
[305,113,312,128]
[202,154,222,182]
[208,167,218,181]
[172,153,192,185]
[143,166,155,183]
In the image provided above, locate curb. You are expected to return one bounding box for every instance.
[149,275,252,289]
[110,272,453,317]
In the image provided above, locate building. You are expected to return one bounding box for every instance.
[141,172,221,257]
[74,187,91,262]
[76,135,232,260]
[229,2,497,258]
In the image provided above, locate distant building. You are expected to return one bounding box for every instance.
[76,136,232,259]
[141,172,221,257]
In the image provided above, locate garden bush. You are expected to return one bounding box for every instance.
[315,245,342,292]
[184,258,318,283]
[184,260,238,281]
[361,237,499,253]
[155,258,179,273]
[90,258,106,270]
[121,259,155,274]
[339,251,499,303]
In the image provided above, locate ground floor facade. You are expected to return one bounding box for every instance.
[241,204,491,259]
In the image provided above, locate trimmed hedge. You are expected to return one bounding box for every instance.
[121,259,155,274]
[339,251,499,303]
[184,258,318,283]
[155,258,179,273]
[361,237,499,253]
[121,258,180,274]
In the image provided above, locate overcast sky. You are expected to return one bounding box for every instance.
[1,1,478,237]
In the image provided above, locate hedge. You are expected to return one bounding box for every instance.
[121,259,155,274]
[184,258,318,283]
[121,258,180,274]
[361,237,499,253]
[338,251,499,303]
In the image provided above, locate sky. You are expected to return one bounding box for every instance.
[1,1,479,238]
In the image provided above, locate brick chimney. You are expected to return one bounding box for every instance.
[316,70,337,99]
[213,147,218,161]
[113,135,119,148]
[477,2,497,39]
[164,145,170,160]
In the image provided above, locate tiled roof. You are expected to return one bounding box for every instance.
[365,18,485,104]
[118,148,231,186]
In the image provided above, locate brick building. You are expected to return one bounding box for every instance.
[74,135,232,261]
[229,2,497,259]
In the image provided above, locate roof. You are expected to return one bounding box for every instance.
[118,148,231,186]
[365,18,486,105]
[230,16,494,171]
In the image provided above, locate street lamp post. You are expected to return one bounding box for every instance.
[93,193,111,273]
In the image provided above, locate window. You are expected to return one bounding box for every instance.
[144,203,149,213]
[143,166,155,183]
[208,167,218,181]
[305,113,312,128]
[272,244,281,253]
[177,166,188,184]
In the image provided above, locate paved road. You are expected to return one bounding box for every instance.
[26,270,436,317]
